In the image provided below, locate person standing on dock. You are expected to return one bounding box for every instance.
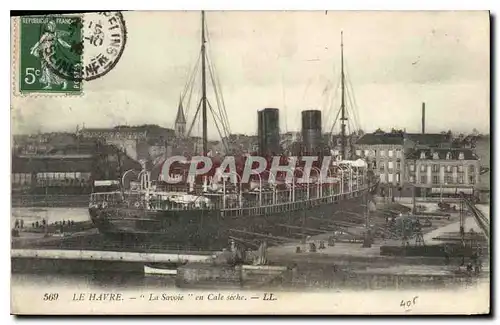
[443,244,451,265]
[471,250,481,274]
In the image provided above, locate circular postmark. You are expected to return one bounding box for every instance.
[40,12,127,82]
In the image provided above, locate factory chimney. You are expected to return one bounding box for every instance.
[421,102,426,134]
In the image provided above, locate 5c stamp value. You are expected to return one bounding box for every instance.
[19,15,83,94]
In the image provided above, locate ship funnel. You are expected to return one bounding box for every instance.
[258,108,281,156]
[301,110,322,155]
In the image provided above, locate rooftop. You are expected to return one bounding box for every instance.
[355,133,404,145]
[356,132,455,147]
[405,133,451,146]
[405,148,479,161]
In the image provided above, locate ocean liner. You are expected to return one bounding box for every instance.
[88,12,379,250]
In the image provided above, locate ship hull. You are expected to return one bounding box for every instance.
[89,186,376,251]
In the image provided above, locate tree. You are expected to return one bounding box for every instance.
[374,128,384,134]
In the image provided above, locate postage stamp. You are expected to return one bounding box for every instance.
[13,12,127,96]
[18,15,83,94]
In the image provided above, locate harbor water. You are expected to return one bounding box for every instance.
[11,207,90,226]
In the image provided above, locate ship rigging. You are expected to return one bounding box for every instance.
[323,31,363,160]
[178,11,232,155]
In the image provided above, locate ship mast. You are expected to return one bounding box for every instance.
[201,11,208,155]
[340,31,347,160]
[185,11,232,154]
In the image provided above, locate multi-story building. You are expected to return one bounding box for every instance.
[80,125,175,161]
[354,131,463,196]
[405,148,480,197]
[354,133,405,196]
[11,142,141,195]
[13,132,79,155]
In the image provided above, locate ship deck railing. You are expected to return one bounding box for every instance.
[139,180,366,212]
[220,185,369,218]
[88,178,375,217]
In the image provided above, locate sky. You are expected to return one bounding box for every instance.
[11,11,490,138]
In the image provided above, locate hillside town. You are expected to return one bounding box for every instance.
[11,100,490,203]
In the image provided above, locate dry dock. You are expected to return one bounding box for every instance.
[11,201,490,289]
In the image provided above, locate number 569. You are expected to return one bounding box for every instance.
[43,293,59,301]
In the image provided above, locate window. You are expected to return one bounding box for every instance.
[356,150,361,156]
[459,152,465,160]
[420,165,426,172]
[420,151,426,159]
[432,164,439,172]
[420,175,427,184]
[388,150,393,157]
[432,152,439,160]
[458,165,464,173]
[364,150,369,156]
[410,164,415,172]
[396,162,401,170]
[432,176,439,184]
[409,176,415,183]
[22,173,31,185]
[446,152,452,160]
[445,175,453,184]
[396,173,401,183]
[379,163,385,172]
[446,165,452,173]
[388,173,393,182]
[379,174,386,183]
[396,150,402,158]
[380,150,385,157]
[469,165,475,174]
[388,161,394,170]
[469,176,475,184]
[458,175,464,184]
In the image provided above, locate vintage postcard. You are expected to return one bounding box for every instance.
[10,11,490,315]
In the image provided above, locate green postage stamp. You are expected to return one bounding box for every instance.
[18,15,83,94]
